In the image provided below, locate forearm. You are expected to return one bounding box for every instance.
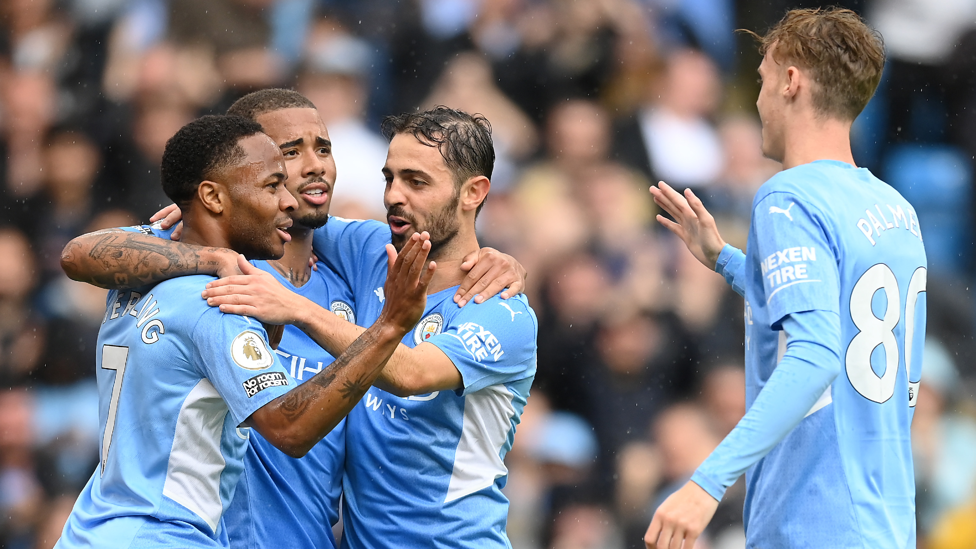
[252,321,404,456]
[691,310,841,500]
[60,229,228,289]
[293,306,422,396]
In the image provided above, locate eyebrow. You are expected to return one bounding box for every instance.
[279,137,332,149]
[400,168,432,179]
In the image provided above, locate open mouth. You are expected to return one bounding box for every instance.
[276,219,293,242]
[298,182,330,206]
[387,215,411,235]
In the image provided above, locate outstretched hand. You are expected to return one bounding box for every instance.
[649,182,727,270]
[379,232,436,333]
[202,255,306,324]
[455,247,526,307]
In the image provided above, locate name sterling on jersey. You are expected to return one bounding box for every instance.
[760,247,818,291]
[102,290,166,344]
[856,203,922,246]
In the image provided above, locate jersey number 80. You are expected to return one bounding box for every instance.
[846,265,926,405]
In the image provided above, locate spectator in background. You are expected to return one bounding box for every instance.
[1,70,58,205]
[586,310,696,486]
[613,48,724,191]
[705,114,782,249]
[912,339,976,538]
[422,51,539,189]
[0,388,44,549]
[0,228,44,387]
[21,129,104,282]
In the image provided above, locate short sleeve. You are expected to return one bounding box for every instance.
[192,308,293,425]
[427,296,537,394]
[753,192,840,326]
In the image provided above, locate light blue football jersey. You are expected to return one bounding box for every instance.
[56,275,293,549]
[739,160,926,548]
[223,259,355,549]
[313,218,538,548]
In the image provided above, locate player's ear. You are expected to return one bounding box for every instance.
[460,175,490,214]
[198,180,227,215]
[784,65,801,99]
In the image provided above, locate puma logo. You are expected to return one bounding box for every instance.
[499,302,523,322]
[769,203,795,221]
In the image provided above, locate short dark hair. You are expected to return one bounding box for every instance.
[745,7,885,121]
[227,88,317,120]
[161,115,265,207]
[381,106,494,215]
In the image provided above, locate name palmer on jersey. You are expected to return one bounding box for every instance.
[856,203,923,246]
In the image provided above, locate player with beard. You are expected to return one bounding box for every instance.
[60,92,527,548]
[203,107,538,548]
[55,114,437,548]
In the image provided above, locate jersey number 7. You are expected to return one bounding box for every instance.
[846,265,926,405]
[100,345,130,475]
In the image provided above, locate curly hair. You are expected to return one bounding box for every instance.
[745,7,885,121]
[160,115,265,207]
[381,106,494,215]
[227,88,316,120]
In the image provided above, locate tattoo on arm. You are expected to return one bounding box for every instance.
[272,327,392,423]
[65,231,220,289]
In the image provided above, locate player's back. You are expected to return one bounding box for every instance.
[57,275,287,548]
[743,160,926,548]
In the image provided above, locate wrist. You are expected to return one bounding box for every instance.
[202,247,235,276]
[374,313,410,341]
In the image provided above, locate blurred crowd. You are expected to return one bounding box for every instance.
[2,0,976,548]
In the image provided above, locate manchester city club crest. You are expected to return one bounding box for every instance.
[413,313,444,345]
[231,330,274,370]
[330,300,356,324]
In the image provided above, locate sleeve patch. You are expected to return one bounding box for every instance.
[242,372,289,398]
[231,331,274,370]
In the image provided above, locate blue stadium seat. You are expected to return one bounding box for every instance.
[883,144,974,276]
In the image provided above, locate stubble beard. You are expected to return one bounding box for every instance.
[389,192,460,259]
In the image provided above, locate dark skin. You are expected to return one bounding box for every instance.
[246,233,434,456]
[73,131,436,458]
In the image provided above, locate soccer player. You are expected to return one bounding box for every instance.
[203,107,538,548]
[643,8,926,549]
[59,91,527,548]
[55,114,437,548]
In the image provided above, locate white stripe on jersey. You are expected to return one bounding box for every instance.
[445,385,516,502]
[162,379,229,533]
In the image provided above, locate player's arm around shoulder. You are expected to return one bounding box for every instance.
[61,225,240,290]
[385,294,537,398]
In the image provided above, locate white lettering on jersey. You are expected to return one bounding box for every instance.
[374,287,385,303]
[274,349,325,380]
[768,202,795,221]
[856,203,923,246]
[761,247,820,300]
[454,322,504,362]
[104,291,167,343]
[363,392,409,421]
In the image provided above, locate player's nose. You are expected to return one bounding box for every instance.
[278,185,298,211]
